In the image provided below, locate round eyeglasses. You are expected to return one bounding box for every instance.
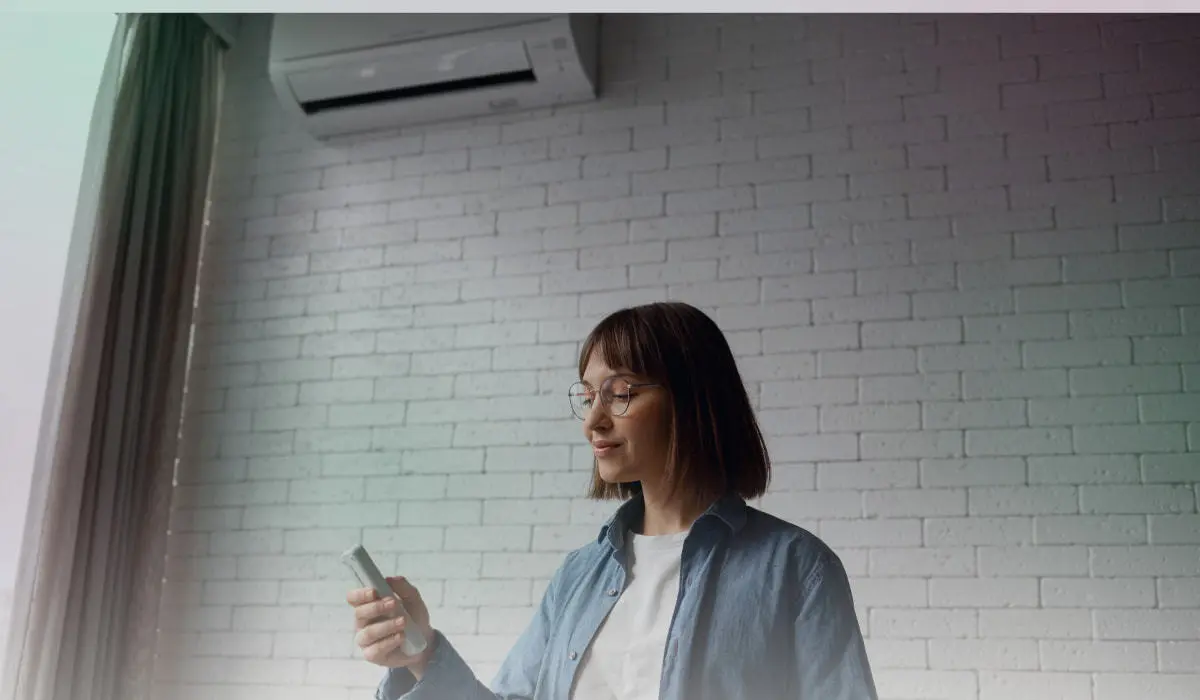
[568,375,661,420]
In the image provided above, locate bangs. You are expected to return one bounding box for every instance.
[577,307,666,382]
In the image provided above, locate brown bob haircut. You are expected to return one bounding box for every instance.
[578,301,771,511]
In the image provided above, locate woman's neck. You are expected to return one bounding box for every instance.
[637,483,710,536]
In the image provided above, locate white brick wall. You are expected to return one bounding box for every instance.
[160,13,1200,700]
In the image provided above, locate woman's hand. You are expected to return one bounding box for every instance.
[347,576,438,679]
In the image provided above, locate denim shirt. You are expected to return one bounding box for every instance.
[377,493,877,700]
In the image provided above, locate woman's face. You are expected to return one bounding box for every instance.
[579,351,672,487]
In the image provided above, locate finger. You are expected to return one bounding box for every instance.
[346,586,381,606]
[353,596,398,624]
[358,616,407,651]
[362,629,409,664]
[386,576,421,602]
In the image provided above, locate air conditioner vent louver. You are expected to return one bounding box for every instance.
[268,13,599,138]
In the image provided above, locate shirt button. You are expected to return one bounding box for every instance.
[606,588,618,596]
[569,651,578,660]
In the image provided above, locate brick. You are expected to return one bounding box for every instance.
[1112,117,1200,149]
[864,488,966,517]
[762,324,853,353]
[1028,397,1138,426]
[1141,394,1200,423]
[964,313,1066,342]
[1041,640,1157,672]
[862,431,963,459]
[1095,609,1200,639]
[948,157,1046,191]
[912,233,1011,264]
[930,577,1038,608]
[772,434,859,462]
[1028,455,1140,484]
[848,577,926,609]
[1082,485,1195,514]
[1002,27,1100,57]
[758,489,861,520]
[872,608,978,640]
[1064,251,1169,282]
[870,547,976,577]
[583,148,666,178]
[812,294,910,323]
[670,139,756,168]
[1160,578,1200,608]
[1155,90,1200,119]
[813,148,906,176]
[980,609,1092,638]
[819,348,916,377]
[851,118,946,149]
[1093,546,1200,577]
[963,369,1067,399]
[817,460,919,490]
[819,519,921,547]
[1070,366,1182,396]
[1046,96,1153,129]
[921,458,1025,487]
[719,252,813,280]
[925,516,1032,545]
[738,354,817,382]
[815,241,910,271]
[905,87,1000,119]
[930,639,1038,671]
[979,671,1091,700]
[864,319,962,348]
[756,177,847,208]
[1050,148,1155,182]
[763,271,859,301]
[910,188,1007,219]
[1071,308,1180,338]
[1094,672,1200,700]
[630,214,716,242]
[1017,228,1118,259]
[1143,454,1200,483]
[1039,45,1139,78]
[1074,425,1188,455]
[1037,515,1149,546]
[1126,278,1200,308]
[812,196,908,227]
[1158,641,1200,672]
[821,404,920,432]
[1150,515,1200,544]
[969,486,1078,516]
[861,373,960,403]
[1008,125,1109,158]
[923,399,1025,429]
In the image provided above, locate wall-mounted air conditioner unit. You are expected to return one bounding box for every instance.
[267,13,600,138]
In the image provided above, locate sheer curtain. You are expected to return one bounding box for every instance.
[1,14,224,700]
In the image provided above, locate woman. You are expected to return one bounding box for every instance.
[347,301,877,700]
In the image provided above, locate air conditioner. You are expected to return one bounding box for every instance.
[267,13,600,138]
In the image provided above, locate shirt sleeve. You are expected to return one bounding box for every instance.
[375,553,574,700]
[793,550,878,700]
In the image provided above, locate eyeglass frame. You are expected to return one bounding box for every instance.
[568,374,663,420]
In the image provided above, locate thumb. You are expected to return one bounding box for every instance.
[386,575,421,602]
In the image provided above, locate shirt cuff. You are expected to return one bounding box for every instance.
[376,631,478,700]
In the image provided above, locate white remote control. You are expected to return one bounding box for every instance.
[341,544,428,656]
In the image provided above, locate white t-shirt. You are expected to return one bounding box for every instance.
[570,530,688,700]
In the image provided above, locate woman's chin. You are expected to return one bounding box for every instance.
[597,460,636,484]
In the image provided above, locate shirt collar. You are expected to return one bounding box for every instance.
[597,491,748,551]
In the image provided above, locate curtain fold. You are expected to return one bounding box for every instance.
[1,13,223,700]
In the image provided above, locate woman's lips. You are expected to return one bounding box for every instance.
[592,442,621,457]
